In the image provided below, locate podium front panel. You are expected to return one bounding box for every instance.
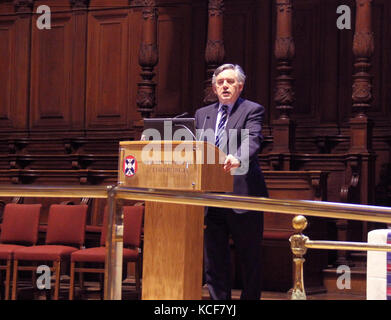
[118,141,233,192]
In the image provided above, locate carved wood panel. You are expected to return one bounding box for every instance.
[0,14,29,132]
[369,0,391,124]
[86,9,131,129]
[154,4,191,116]
[223,0,257,103]
[30,10,85,131]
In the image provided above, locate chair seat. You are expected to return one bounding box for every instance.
[0,244,27,260]
[13,245,79,261]
[71,247,139,263]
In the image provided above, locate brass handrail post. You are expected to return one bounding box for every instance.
[289,215,308,300]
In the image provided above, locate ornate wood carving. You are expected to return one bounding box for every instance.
[203,0,225,105]
[136,0,158,118]
[271,0,295,158]
[274,0,295,119]
[13,0,34,12]
[349,0,374,195]
[352,0,374,118]
[69,0,89,9]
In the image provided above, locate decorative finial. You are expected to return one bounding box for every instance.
[292,215,307,233]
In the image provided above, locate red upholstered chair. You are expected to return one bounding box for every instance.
[0,203,41,300]
[12,204,88,300]
[69,205,144,300]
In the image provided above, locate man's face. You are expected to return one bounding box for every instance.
[213,69,244,105]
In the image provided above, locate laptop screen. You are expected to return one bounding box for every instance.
[142,118,196,141]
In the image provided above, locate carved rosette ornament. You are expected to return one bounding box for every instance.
[352,80,372,105]
[136,90,155,111]
[136,0,158,118]
[204,0,225,105]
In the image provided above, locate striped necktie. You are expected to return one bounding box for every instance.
[215,105,228,149]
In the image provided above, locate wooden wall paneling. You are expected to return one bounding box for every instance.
[0,15,17,130]
[291,0,321,124]
[0,12,30,133]
[338,0,355,125]
[70,1,88,131]
[203,0,224,105]
[369,0,391,125]
[373,135,391,189]
[318,0,341,126]
[289,154,351,202]
[89,0,129,8]
[15,137,66,154]
[254,0,272,128]
[30,2,85,132]
[154,3,191,117]
[189,0,207,116]
[223,0,256,101]
[0,2,16,15]
[128,7,142,126]
[68,137,121,153]
[86,8,130,130]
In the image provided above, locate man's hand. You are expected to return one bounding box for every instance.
[223,154,241,173]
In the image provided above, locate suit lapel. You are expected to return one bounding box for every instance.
[207,103,219,131]
[226,97,244,131]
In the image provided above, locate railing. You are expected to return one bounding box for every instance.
[1,184,391,300]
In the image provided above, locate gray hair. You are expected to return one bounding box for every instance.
[212,64,246,85]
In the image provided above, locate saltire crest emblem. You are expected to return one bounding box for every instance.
[123,155,138,177]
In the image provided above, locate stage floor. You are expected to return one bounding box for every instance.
[12,278,365,300]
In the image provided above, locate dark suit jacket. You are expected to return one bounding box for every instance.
[195,97,268,199]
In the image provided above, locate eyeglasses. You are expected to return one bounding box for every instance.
[215,78,237,87]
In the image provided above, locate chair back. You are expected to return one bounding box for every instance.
[123,206,144,248]
[0,203,42,245]
[45,204,88,247]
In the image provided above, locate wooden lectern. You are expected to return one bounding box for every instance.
[118,141,233,299]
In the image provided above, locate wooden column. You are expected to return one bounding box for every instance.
[349,0,374,155]
[203,0,225,105]
[271,0,295,169]
[349,0,375,205]
[346,0,375,260]
[136,0,158,119]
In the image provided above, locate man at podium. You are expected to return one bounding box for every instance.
[195,63,268,300]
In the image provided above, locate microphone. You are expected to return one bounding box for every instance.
[173,124,196,140]
[173,112,189,118]
[198,116,210,141]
